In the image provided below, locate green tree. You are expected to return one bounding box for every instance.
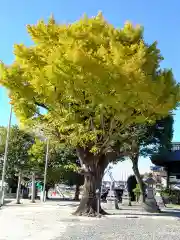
[28,139,84,199]
[62,166,84,201]
[47,145,84,200]
[122,115,174,204]
[0,13,179,216]
[0,125,34,203]
[0,125,34,180]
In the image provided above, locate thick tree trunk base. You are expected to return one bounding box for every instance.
[72,197,108,217]
[75,147,109,217]
[73,208,108,217]
[73,207,107,217]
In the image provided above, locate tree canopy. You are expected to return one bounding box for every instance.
[0,125,34,180]
[0,125,84,193]
[0,13,179,158]
[122,114,174,159]
[28,139,84,187]
[0,13,179,215]
[119,115,174,203]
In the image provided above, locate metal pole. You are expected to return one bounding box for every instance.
[42,139,49,202]
[0,105,12,206]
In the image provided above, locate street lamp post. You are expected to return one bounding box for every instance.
[42,139,49,202]
[0,105,12,206]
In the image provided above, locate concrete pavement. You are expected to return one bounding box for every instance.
[1,200,180,239]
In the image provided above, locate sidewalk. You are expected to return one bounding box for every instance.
[2,198,79,215]
[103,203,180,220]
[1,200,180,240]
[0,202,74,240]
[3,199,180,220]
[4,198,79,207]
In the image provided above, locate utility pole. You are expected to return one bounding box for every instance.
[0,105,12,206]
[42,139,49,202]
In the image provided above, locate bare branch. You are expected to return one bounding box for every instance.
[33,98,49,111]
[100,112,105,132]
[99,118,116,152]
[90,116,96,131]
[34,101,49,110]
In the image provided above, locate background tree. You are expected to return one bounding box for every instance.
[28,140,84,199]
[123,115,174,204]
[1,13,179,216]
[0,125,34,203]
[47,146,84,201]
[0,125,34,187]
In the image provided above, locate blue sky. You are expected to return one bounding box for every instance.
[0,0,180,180]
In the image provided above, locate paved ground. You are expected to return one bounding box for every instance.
[59,218,180,240]
[1,200,180,239]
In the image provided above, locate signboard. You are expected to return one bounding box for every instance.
[27,181,43,189]
[150,166,164,172]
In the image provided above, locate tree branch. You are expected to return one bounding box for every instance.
[100,112,105,133]
[34,99,49,111]
[90,116,96,131]
[99,118,116,152]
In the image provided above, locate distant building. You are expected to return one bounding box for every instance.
[102,180,126,190]
[151,142,180,189]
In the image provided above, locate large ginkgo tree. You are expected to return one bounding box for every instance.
[0,13,179,216]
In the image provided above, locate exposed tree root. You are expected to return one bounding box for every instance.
[72,206,108,217]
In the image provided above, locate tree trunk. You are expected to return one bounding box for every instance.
[31,172,36,203]
[166,168,170,189]
[73,148,108,217]
[73,171,107,216]
[132,158,145,203]
[132,157,160,213]
[45,186,50,200]
[74,184,80,201]
[16,171,22,204]
[114,198,119,209]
